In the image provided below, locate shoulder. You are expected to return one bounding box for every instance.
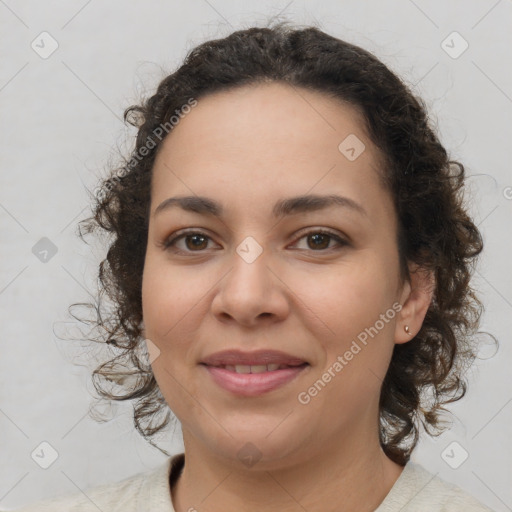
[376,461,495,512]
[11,457,176,512]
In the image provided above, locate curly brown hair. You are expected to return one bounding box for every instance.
[71,21,487,466]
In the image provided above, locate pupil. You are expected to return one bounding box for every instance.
[309,233,329,250]
[187,235,207,250]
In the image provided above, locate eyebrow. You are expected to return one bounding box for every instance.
[154,193,368,219]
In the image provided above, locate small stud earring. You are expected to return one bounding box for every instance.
[404,325,411,335]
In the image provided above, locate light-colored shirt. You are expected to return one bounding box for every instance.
[12,452,494,511]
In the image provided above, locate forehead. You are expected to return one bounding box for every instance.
[150,82,391,220]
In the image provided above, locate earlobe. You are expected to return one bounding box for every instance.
[395,265,435,344]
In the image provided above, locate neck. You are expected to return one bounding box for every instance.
[171,428,404,512]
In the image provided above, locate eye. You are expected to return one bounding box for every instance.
[161,228,349,255]
[162,230,218,254]
[290,229,349,251]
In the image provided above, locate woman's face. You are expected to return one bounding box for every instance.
[141,82,417,468]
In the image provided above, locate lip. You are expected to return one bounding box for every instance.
[200,349,308,367]
[201,364,309,396]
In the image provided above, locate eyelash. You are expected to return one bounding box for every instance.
[161,228,349,255]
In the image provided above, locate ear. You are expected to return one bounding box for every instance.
[394,264,435,344]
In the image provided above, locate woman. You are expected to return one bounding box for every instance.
[16,21,495,512]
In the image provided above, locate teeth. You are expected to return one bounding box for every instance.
[248,365,268,373]
[221,364,290,373]
[234,365,251,374]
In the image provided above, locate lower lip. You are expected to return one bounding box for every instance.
[201,364,309,396]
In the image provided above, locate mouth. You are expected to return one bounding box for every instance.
[200,360,309,396]
[201,362,308,373]
[200,348,308,368]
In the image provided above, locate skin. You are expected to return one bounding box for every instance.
[141,82,433,512]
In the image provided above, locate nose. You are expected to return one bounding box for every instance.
[210,245,290,327]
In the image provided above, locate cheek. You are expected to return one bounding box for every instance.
[141,255,203,330]
[286,252,399,390]
[141,258,206,414]
[141,253,221,391]
[291,265,398,419]
[290,253,397,333]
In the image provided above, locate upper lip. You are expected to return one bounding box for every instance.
[201,349,308,367]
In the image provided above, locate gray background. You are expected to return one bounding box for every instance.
[1,0,511,510]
